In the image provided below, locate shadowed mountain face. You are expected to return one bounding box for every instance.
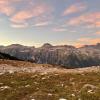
[0,43,100,68]
[0,52,19,60]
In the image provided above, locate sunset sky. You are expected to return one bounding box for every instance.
[0,0,100,47]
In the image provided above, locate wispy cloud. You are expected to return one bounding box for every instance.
[10,3,52,23]
[62,3,86,16]
[53,27,67,32]
[67,12,100,27]
[32,14,53,27]
[33,21,50,27]
[11,23,28,28]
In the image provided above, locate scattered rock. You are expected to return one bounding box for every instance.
[71,93,75,96]
[59,98,67,100]
[0,86,11,91]
[31,99,35,100]
[25,85,30,88]
[48,93,53,96]
[87,89,94,94]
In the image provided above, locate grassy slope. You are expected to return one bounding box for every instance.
[0,60,100,100]
[0,72,100,100]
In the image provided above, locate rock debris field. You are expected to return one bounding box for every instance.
[0,60,100,74]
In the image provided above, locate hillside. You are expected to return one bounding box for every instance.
[0,43,100,68]
[0,60,100,100]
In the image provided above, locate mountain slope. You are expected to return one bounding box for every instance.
[0,52,19,60]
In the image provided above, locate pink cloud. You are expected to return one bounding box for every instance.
[62,3,86,16]
[11,4,52,23]
[0,0,15,16]
[0,6,14,16]
[68,12,100,27]
[11,11,33,23]
[67,17,82,26]
[4,1,53,28]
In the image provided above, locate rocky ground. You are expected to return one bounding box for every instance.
[0,60,100,100]
[0,59,100,74]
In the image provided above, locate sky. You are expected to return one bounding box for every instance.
[0,0,100,47]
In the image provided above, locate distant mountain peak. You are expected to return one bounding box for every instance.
[97,43,100,46]
[7,44,24,47]
[41,43,53,48]
[81,43,100,48]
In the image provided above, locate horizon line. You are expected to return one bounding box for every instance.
[0,42,100,48]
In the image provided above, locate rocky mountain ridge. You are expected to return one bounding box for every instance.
[0,43,100,68]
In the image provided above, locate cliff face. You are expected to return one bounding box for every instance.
[0,43,100,68]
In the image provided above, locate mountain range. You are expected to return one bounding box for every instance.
[0,43,100,68]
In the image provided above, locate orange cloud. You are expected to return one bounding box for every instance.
[68,12,100,27]
[95,31,100,35]
[77,38,100,44]
[74,38,100,48]
[90,38,100,44]
[62,3,86,16]
[78,38,90,42]
[95,22,100,27]
[74,43,84,48]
